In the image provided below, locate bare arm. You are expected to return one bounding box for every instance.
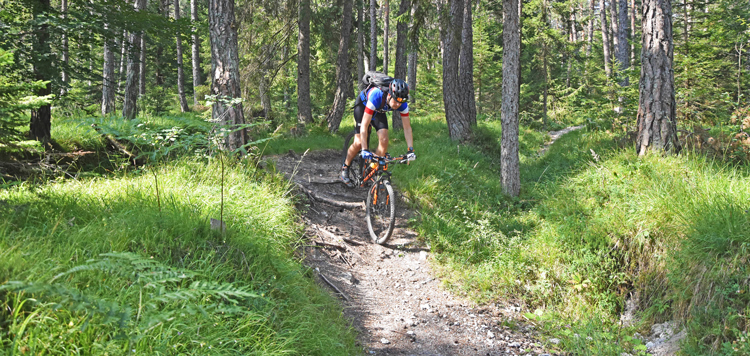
[360,112,373,150]
[402,115,414,150]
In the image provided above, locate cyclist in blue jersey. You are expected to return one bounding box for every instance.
[341,79,416,186]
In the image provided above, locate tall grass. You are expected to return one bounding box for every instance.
[0,158,359,355]
[286,112,750,355]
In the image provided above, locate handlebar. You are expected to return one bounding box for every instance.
[370,154,411,164]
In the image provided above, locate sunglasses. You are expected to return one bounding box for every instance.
[394,96,407,103]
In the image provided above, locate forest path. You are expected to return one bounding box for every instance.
[539,125,585,156]
[270,149,553,356]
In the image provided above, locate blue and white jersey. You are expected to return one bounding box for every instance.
[359,87,409,118]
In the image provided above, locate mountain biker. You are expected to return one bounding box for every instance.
[341,78,415,186]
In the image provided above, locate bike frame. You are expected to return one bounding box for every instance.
[360,154,407,187]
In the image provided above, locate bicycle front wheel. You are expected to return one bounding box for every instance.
[366,180,396,244]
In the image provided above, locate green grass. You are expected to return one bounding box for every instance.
[264,111,750,355]
[390,113,750,355]
[264,121,357,155]
[0,157,359,355]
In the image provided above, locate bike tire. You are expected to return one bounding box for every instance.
[366,180,396,244]
[342,129,373,187]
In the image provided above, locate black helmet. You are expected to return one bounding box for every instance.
[389,79,409,101]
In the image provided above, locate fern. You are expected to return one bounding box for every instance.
[1,252,264,339]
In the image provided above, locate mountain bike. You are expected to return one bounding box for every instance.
[341,129,410,244]
[341,129,373,188]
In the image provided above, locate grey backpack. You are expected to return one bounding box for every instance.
[354,71,394,111]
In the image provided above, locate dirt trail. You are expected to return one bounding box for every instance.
[270,149,554,356]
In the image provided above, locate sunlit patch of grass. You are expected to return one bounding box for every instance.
[0,158,359,355]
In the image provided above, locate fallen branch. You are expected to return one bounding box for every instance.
[314,239,347,251]
[318,272,350,302]
[315,226,365,262]
[294,182,364,209]
[90,124,141,165]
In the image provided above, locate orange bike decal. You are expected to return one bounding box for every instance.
[371,184,378,205]
[362,167,377,185]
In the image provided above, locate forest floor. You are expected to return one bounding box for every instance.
[270,139,567,356]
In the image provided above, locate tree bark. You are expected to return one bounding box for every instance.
[122,0,147,120]
[102,23,117,116]
[501,0,521,197]
[600,0,612,79]
[587,0,594,56]
[459,0,476,126]
[610,0,620,63]
[370,0,377,71]
[30,0,52,144]
[139,35,146,96]
[631,0,637,64]
[208,0,246,151]
[118,30,128,95]
[636,0,679,155]
[191,0,202,106]
[383,0,389,74]
[327,0,354,133]
[443,0,471,141]
[297,0,313,124]
[617,0,630,86]
[357,0,365,86]
[175,0,190,112]
[407,0,420,104]
[60,0,68,96]
[391,0,409,131]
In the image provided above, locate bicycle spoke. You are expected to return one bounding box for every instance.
[366,180,396,244]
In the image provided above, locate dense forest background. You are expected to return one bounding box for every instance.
[2,0,750,354]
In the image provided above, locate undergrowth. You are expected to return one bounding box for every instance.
[0,148,358,354]
[268,111,750,355]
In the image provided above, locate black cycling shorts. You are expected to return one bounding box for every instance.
[354,104,389,133]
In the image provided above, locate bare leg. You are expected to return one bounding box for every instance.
[376,129,389,157]
[344,134,362,166]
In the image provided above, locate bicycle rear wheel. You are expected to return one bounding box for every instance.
[366,180,396,244]
[342,128,373,187]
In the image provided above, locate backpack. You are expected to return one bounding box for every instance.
[354,71,393,111]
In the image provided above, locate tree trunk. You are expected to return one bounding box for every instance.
[501,0,521,197]
[139,35,146,96]
[191,0,202,106]
[357,0,365,87]
[175,0,190,112]
[391,0,409,131]
[587,0,594,56]
[610,0,620,64]
[259,67,271,119]
[297,0,313,124]
[407,0,420,104]
[155,0,168,87]
[30,0,52,144]
[618,0,630,87]
[208,0,246,151]
[383,0,389,74]
[60,0,68,96]
[543,41,549,129]
[118,30,127,95]
[443,0,471,141]
[122,0,147,120]
[631,0,637,64]
[459,0,476,126]
[102,23,117,116]
[600,0,612,79]
[327,0,354,133]
[636,0,679,155]
[370,0,377,71]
